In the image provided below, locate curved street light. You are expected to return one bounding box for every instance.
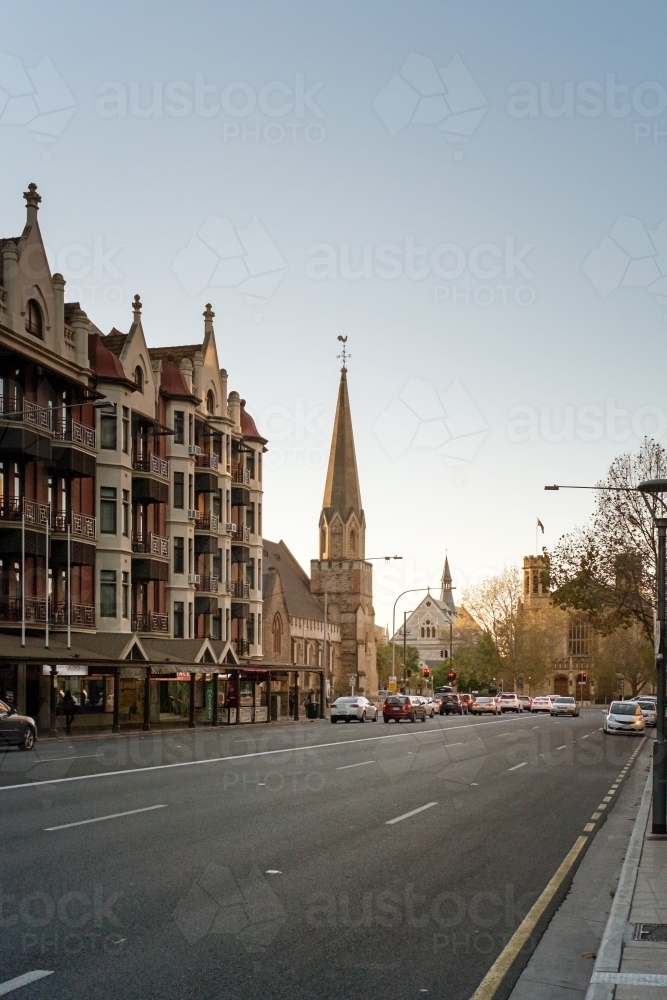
[391,587,437,678]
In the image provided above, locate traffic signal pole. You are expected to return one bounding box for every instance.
[654,519,667,835]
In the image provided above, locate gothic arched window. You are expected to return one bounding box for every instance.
[25,299,43,339]
[273,613,283,655]
[134,366,144,393]
[349,529,357,557]
[207,390,215,414]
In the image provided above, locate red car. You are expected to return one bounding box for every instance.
[383,695,427,723]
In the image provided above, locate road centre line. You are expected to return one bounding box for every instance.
[468,835,588,1000]
[336,761,376,770]
[386,802,438,825]
[0,971,54,995]
[45,804,167,831]
[0,716,543,792]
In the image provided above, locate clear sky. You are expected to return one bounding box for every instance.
[2,0,666,628]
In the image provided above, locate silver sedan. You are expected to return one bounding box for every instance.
[330,697,379,723]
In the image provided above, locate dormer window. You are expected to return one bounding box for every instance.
[25,300,43,339]
[134,366,144,393]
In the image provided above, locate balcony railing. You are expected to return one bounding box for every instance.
[195,453,219,470]
[0,396,52,430]
[54,417,96,450]
[132,532,169,557]
[0,597,95,627]
[230,581,250,599]
[132,612,169,633]
[132,453,169,479]
[52,512,97,538]
[197,513,219,531]
[194,575,219,593]
[232,525,250,543]
[232,639,250,656]
[232,467,250,484]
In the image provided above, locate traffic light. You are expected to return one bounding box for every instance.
[581,672,587,683]
[447,671,456,682]
[423,667,431,678]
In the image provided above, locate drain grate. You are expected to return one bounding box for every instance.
[634,924,667,942]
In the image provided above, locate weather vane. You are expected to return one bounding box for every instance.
[337,335,351,370]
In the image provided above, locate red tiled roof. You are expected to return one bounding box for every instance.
[88,333,132,383]
[240,399,267,444]
[159,359,199,400]
[103,329,127,357]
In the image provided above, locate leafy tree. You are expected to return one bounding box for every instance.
[376,641,419,688]
[549,437,665,644]
[596,625,654,698]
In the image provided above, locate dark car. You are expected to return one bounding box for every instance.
[383,695,427,723]
[439,694,466,715]
[0,700,37,750]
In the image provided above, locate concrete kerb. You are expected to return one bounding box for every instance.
[585,756,654,1000]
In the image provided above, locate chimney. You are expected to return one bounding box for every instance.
[219,368,228,415]
[132,294,142,324]
[1,241,18,329]
[178,357,193,393]
[228,390,241,432]
[192,350,203,398]
[23,183,41,227]
[203,303,214,336]
[53,273,65,347]
[71,308,90,370]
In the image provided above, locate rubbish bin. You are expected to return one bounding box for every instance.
[306,702,318,719]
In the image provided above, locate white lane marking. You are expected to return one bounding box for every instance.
[581,735,589,739]
[446,742,464,747]
[508,762,527,771]
[45,804,167,831]
[0,971,53,995]
[265,869,282,874]
[336,760,376,770]
[386,802,438,825]
[0,717,538,792]
[556,745,567,750]
[34,754,104,764]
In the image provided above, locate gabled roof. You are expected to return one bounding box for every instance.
[149,345,202,362]
[103,329,128,357]
[322,368,362,521]
[263,539,325,621]
[390,591,455,642]
[88,333,136,387]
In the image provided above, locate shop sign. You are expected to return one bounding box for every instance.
[42,664,88,676]
[255,706,268,722]
[239,707,252,723]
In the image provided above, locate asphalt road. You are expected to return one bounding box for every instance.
[0,709,645,1000]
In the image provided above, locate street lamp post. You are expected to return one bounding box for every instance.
[545,478,667,835]
[391,587,435,680]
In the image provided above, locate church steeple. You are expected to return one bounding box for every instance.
[319,364,365,560]
[440,556,456,612]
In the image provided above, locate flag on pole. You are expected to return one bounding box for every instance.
[537,519,545,533]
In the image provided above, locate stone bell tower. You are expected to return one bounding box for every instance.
[310,353,377,697]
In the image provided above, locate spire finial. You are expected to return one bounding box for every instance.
[133,294,142,322]
[23,183,41,225]
[336,335,351,371]
[203,303,215,335]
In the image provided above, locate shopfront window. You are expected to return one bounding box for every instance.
[57,676,113,715]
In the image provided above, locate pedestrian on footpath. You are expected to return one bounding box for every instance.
[63,690,76,733]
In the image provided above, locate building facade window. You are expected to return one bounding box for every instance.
[207,390,215,414]
[174,601,184,638]
[100,487,117,533]
[134,366,144,393]
[100,412,117,449]
[569,618,590,656]
[100,570,117,617]
[174,537,184,574]
[122,407,129,453]
[122,490,130,536]
[174,410,184,444]
[25,299,43,338]
[122,571,129,618]
[174,471,184,509]
[188,601,193,638]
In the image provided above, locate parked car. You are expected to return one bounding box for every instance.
[497,693,523,713]
[603,701,645,735]
[0,700,37,750]
[439,694,466,715]
[550,696,579,717]
[330,696,379,723]
[519,696,533,712]
[531,696,553,713]
[636,699,658,727]
[470,696,501,715]
[383,695,427,723]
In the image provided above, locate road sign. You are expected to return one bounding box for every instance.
[388,675,397,692]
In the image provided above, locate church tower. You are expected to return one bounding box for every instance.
[311,358,377,697]
[440,556,456,613]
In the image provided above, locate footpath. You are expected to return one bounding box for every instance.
[509,739,667,999]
